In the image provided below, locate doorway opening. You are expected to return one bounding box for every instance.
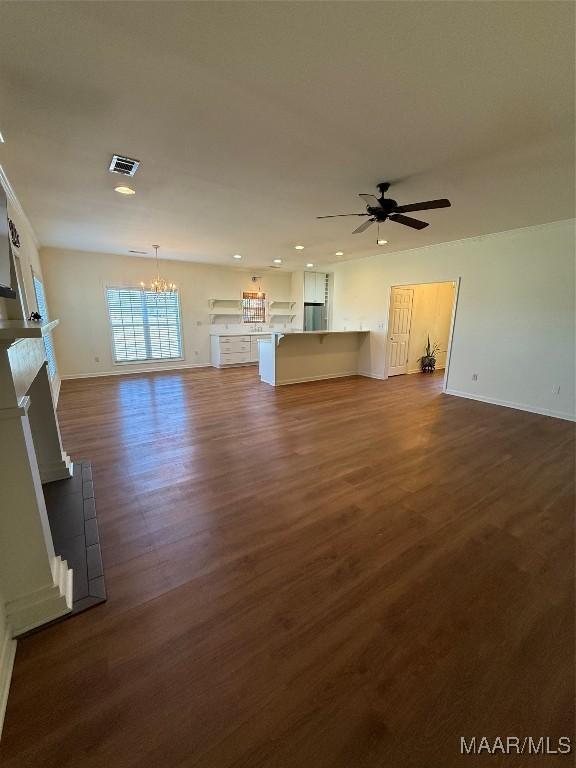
[386,280,458,388]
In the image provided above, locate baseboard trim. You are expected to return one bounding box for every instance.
[274,371,359,386]
[445,388,576,422]
[358,371,387,380]
[407,366,445,375]
[60,362,211,380]
[6,556,73,636]
[0,626,16,739]
[38,455,74,484]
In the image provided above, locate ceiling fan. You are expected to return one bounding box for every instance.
[317,182,451,234]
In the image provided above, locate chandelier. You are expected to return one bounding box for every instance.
[140,245,176,293]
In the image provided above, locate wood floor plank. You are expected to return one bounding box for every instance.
[0,368,573,767]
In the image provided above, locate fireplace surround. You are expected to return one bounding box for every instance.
[0,319,74,635]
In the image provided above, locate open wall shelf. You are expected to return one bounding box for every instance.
[208,299,243,310]
[208,299,244,323]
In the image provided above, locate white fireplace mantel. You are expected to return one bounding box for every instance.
[0,317,73,637]
[0,318,59,341]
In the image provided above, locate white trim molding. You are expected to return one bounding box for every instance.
[445,388,576,422]
[60,361,210,380]
[272,371,359,386]
[5,556,72,637]
[0,625,16,738]
[358,371,386,380]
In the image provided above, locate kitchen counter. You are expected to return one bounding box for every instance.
[210,331,275,368]
[259,330,370,386]
[209,331,274,336]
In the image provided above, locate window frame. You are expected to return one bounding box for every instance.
[105,285,185,366]
[32,273,57,380]
[242,290,267,324]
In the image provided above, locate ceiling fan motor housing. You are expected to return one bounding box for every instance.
[370,196,397,220]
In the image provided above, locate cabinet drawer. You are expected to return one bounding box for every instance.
[220,352,251,365]
[220,341,250,354]
[219,335,251,344]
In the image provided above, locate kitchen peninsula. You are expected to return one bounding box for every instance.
[258,330,370,386]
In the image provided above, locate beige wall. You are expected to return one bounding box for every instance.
[400,281,455,373]
[330,220,575,420]
[40,247,294,378]
[0,170,60,402]
[0,197,45,324]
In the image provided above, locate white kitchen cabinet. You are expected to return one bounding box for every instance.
[304,272,327,304]
[211,334,271,368]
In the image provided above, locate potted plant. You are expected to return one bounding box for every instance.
[420,336,441,373]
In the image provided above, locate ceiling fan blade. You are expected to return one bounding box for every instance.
[352,218,375,234]
[359,194,383,209]
[316,213,369,219]
[394,198,451,213]
[389,213,429,230]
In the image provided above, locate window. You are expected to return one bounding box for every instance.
[14,255,29,318]
[242,291,266,323]
[106,287,182,363]
[33,275,57,378]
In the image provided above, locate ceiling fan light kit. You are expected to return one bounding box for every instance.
[317,181,451,235]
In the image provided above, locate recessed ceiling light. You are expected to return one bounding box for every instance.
[377,239,388,245]
[306,263,314,268]
[294,245,304,250]
[273,258,283,264]
[335,251,344,256]
[115,186,136,195]
[233,254,242,259]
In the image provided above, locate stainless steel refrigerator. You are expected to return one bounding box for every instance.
[304,303,326,331]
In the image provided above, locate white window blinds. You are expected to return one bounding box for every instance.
[33,275,57,378]
[106,288,183,363]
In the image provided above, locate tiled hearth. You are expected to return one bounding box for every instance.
[43,461,106,616]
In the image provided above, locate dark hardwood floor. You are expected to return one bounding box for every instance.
[1,368,574,767]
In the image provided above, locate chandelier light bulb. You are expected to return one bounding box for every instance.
[141,246,176,293]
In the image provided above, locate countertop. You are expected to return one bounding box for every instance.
[279,330,369,335]
[210,330,368,337]
[209,331,275,336]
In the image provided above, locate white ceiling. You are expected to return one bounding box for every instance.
[0,1,573,270]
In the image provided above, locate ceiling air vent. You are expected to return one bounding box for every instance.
[109,155,140,177]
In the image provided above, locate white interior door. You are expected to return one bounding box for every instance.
[387,287,414,376]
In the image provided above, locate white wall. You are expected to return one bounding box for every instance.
[290,270,305,329]
[40,247,294,378]
[401,282,455,373]
[330,220,575,420]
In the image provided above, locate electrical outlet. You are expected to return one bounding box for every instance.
[196,320,202,326]
[472,373,478,381]
[552,385,561,395]
[94,356,100,363]
[194,351,199,357]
